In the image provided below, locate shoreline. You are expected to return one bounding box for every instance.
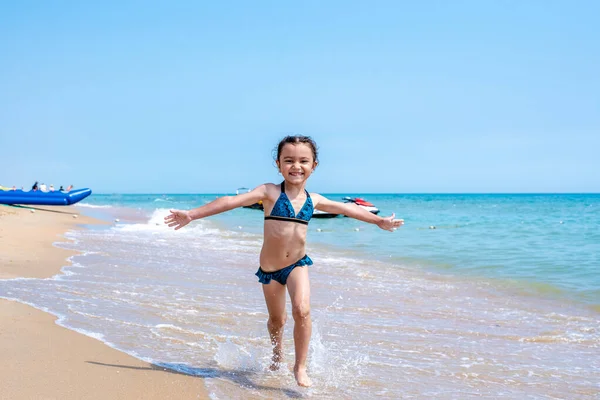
[0,205,209,399]
[3,200,597,398]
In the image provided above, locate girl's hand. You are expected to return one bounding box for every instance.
[164,209,192,230]
[377,213,404,232]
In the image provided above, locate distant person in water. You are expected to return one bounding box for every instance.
[165,135,404,387]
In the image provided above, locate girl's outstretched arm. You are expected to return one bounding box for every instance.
[312,193,404,232]
[165,184,269,230]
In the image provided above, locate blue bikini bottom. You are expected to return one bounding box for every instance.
[255,255,313,285]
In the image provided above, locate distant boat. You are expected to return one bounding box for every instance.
[342,197,380,215]
[312,210,339,218]
[0,188,92,206]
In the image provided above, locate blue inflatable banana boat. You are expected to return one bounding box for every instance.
[0,188,92,206]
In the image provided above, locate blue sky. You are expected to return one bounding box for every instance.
[1,1,599,193]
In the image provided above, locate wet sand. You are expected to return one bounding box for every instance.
[0,205,208,399]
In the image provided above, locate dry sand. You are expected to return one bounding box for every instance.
[0,205,208,399]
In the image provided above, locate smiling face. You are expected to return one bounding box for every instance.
[276,143,318,185]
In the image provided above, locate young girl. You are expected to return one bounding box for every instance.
[164,135,404,387]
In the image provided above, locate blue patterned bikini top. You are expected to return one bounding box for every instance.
[264,181,313,225]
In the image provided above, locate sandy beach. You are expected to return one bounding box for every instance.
[0,205,208,399]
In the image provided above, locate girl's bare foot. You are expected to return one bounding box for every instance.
[294,366,312,387]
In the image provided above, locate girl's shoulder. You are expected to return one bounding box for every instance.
[251,183,279,191]
[308,191,325,205]
[263,182,280,192]
[259,183,282,199]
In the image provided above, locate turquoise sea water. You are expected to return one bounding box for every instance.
[2,192,599,398]
[82,192,600,305]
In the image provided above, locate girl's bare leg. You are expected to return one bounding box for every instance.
[262,281,287,370]
[286,266,312,387]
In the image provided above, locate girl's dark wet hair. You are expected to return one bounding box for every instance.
[273,135,319,164]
